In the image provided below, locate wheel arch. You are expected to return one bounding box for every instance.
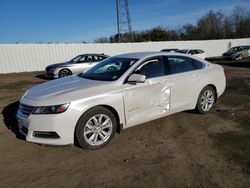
[206,84,218,102]
[59,68,72,75]
[99,104,121,133]
[75,104,122,135]
[234,53,243,60]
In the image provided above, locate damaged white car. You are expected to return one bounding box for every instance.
[17,52,226,149]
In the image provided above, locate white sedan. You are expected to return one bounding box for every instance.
[17,52,226,149]
[176,49,206,59]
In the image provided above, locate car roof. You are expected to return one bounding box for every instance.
[79,53,109,57]
[115,52,169,59]
[113,51,205,60]
[178,49,202,50]
[231,45,250,48]
[161,48,178,50]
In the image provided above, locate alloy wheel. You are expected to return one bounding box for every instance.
[235,54,243,61]
[83,114,113,146]
[59,69,71,77]
[200,90,214,112]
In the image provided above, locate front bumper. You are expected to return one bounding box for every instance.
[45,69,59,78]
[45,72,56,78]
[16,107,80,145]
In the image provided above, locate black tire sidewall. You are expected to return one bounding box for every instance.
[75,107,117,150]
[59,69,72,78]
[196,86,215,114]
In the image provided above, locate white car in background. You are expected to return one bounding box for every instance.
[161,48,179,53]
[177,49,206,59]
[17,52,225,150]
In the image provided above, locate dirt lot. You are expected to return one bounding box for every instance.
[0,59,250,187]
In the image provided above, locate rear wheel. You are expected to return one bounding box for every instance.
[75,107,117,150]
[235,54,243,61]
[59,69,72,78]
[196,86,215,114]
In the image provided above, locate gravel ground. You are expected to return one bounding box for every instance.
[0,59,249,188]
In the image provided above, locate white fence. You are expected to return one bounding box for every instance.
[0,38,249,73]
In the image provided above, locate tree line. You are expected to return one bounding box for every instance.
[95,6,250,43]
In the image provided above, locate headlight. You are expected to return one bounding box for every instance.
[32,103,70,114]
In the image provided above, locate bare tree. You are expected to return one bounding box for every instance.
[95,6,250,43]
[231,6,250,38]
[94,37,110,43]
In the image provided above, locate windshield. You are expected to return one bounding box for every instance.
[68,55,82,63]
[79,57,138,81]
[228,47,243,52]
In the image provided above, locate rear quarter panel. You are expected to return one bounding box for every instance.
[186,62,226,110]
[203,63,226,98]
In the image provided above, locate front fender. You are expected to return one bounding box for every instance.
[70,91,125,130]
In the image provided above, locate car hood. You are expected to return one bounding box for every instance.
[46,62,70,69]
[22,76,113,106]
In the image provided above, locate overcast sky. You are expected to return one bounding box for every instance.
[0,0,249,43]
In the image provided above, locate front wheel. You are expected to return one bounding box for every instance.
[75,107,117,150]
[196,86,216,114]
[58,69,72,78]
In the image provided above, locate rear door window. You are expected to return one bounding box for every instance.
[194,49,204,54]
[188,50,195,55]
[98,56,106,61]
[92,56,100,62]
[168,56,204,74]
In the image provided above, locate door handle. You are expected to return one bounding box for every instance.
[192,73,200,79]
[159,79,169,84]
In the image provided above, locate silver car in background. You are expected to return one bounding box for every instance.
[17,52,226,150]
[222,46,250,60]
[45,53,109,78]
[176,49,206,59]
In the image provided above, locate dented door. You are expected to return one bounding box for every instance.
[123,76,171,127]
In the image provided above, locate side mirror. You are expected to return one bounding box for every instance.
[127,74,146,83]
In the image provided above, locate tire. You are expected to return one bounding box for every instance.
[235,54,243,61]
[58,69,72,78]
[75,107,117,150]
[196,86,216,114]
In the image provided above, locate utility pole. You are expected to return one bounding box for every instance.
[115,0,133,43]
